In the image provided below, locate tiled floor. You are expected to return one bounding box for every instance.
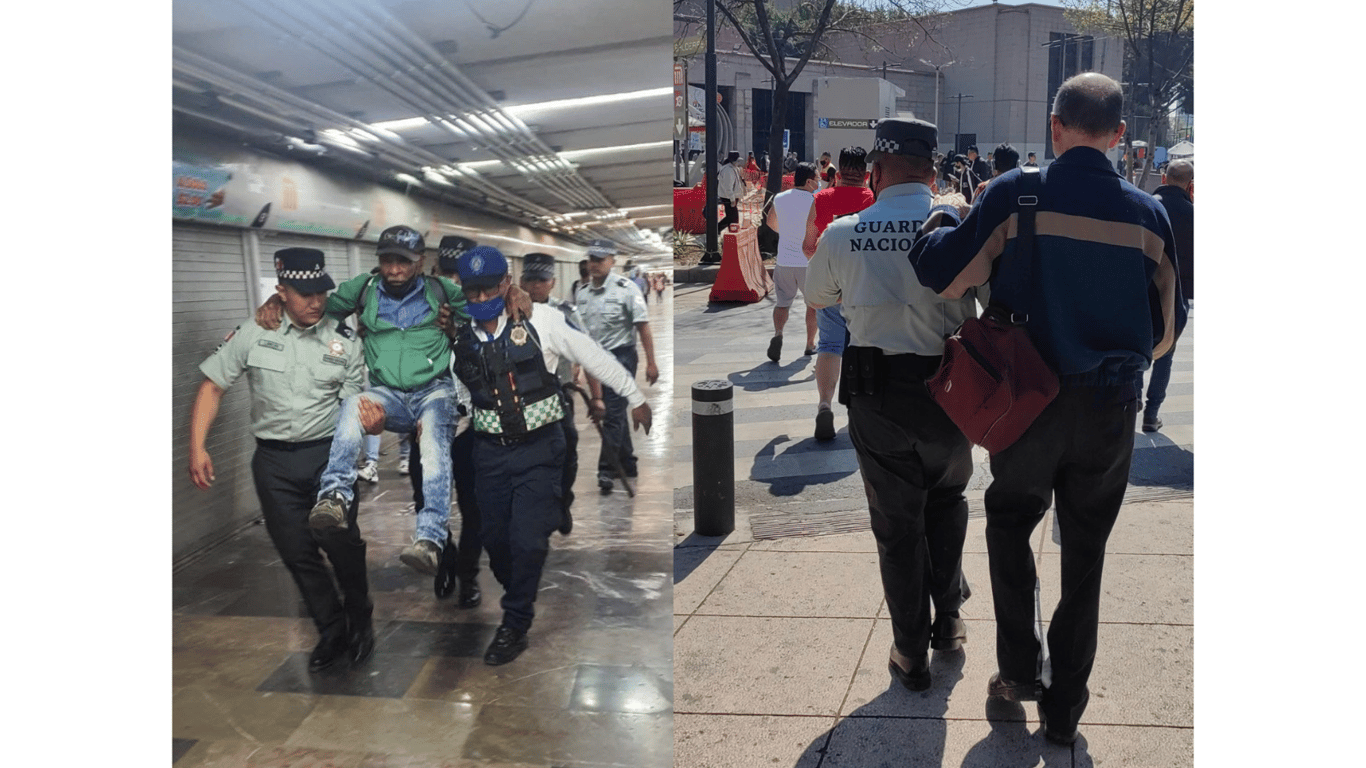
[172,293,675,767]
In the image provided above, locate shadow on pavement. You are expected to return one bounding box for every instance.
[1127,444,1194,488]
[749,436,857,496]
[727,359,814,391]
[673,533,730,584]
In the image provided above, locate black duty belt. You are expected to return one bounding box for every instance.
[256,436,331,451]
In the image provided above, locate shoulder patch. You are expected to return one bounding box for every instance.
[615,277,629,288]
[213,324,242,353]
[336,323,354,340]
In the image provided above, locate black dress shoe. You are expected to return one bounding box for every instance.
[1039,708,1080,745]
[434,531,458,599]
[458,579,482,609]
[558,506,574,535]
[888,645,931,692]
[484,625,528,665]
[349,619,376,666]
[930,614,966,651]
[598,474,614,493]
[987,672,1042,702]
[308,630,349,673]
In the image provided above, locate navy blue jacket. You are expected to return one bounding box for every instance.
[909,147,1185,384]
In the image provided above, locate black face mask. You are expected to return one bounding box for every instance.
[382,273,418,298]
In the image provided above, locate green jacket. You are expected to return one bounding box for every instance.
[325,272,468,390]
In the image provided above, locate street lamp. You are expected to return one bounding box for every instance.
[950,92,973,156]
[918,58,955,129]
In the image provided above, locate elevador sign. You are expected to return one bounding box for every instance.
[819,118,880,130]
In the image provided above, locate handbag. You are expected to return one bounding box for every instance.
[928,167,1059,454]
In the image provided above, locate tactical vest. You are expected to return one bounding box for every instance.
[452,320,565,435]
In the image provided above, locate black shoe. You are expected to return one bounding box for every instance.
[598,474,614,493]
[349,618,375,666]
[308,629,349,673]
[624,464,638,478]
[434,533,458,599]
[767,335,782,363]
[558,506,574,535]
[987,672,1042,702]
[457,579,482,609]
[484,624,528,665]
[1039,708,1080,746]
[1142,415,1163,432]
[929,614,966,651]
[814,409,835,441]
[804,347,816,356]
[888,646,931,692]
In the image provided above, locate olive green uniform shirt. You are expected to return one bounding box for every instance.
[199,317,366,442]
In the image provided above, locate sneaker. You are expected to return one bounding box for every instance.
[767,335,783,363]
[598,473,614,493]
[814,408,836,441]
[484,624,529,665]
[1142,415,1162,433]
[398,458,410,476]
[399,539,441,575]
[804,347,816,356]
[309,492,348,531]
[357,462,379,484]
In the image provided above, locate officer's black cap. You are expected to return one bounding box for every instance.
[438,235,477,274]
[274,248,335,294]
[377,225,425,261]
[865,118,938,163]
[586,238,618,261]
[522,252,556,279]
[726,150,741,164]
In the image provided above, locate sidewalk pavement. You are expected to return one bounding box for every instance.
[672,283,1194,767]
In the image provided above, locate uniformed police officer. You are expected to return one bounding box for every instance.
[574,239,659,493]
[805,118,978,692]
[521,252,592,535]
[188,248,380,672]
[450,246,653,665]
[410,235,485,608]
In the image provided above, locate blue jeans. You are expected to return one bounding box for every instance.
[816,305,848,355]
[1143,346,1175,419]
[319,376,456,546]
[363,434,379,464]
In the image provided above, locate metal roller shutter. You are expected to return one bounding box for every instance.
[172,222,259,563]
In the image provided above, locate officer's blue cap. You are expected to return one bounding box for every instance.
[456,245,509,290]
[273,247,335,294]
[438,235,477,274]
[586,238,618,260]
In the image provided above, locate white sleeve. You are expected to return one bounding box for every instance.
[534,309,646,408]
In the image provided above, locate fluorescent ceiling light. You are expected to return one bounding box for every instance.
[504,87,672,116]
[559,141,671,161]
[622,204,672,213]
[368,116,429,132]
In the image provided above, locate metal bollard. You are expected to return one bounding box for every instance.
[692,379,735,536]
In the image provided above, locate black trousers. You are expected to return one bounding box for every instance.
[598,344,638,479]
[475,427,566,632]
[719,198,739,232]
[251,439,370,638]
[410,427,482,581]
[846,357,973,660]
[984,381,1139,732]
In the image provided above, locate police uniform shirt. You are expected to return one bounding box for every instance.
[199,316,366,442]
[574,270,648,352]
[805,182,976,355]
[466,304,647,410]
[546,296,588,384]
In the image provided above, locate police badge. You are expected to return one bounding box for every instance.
[510,325,528,346]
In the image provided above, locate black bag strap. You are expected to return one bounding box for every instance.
[989,166,1041,324]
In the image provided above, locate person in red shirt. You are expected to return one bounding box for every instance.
[800,146,876,441]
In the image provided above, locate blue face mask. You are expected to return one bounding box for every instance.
[467,294,505,321]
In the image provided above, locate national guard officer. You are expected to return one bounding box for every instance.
[188,248,379,672]
[449,246,653,665]
[805,118,978,692]
[521,252,592,535]
[410,235,485,609]
[574,239,659,493]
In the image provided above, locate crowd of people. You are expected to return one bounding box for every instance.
[187,231,660,671]
[765,72,1192,746]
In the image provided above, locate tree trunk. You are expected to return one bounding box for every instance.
[765,84,790,202]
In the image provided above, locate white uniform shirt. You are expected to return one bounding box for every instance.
[772,188,816,267]
[574,270,649,351]
[467,304,647,409]
[805,182,977,355]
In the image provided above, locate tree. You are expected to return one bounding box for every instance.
[1064,1,1194,189]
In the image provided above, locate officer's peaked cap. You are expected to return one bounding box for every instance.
[273,248,335,294]
[456,245,509,290]
[865,118,938,163]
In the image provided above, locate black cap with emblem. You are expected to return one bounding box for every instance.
[865,118,938,163]
[438,235,477,274]
[522,252,557,279]
[586,239,618,261]
[376,225,426,261]
[273,247,335,293]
